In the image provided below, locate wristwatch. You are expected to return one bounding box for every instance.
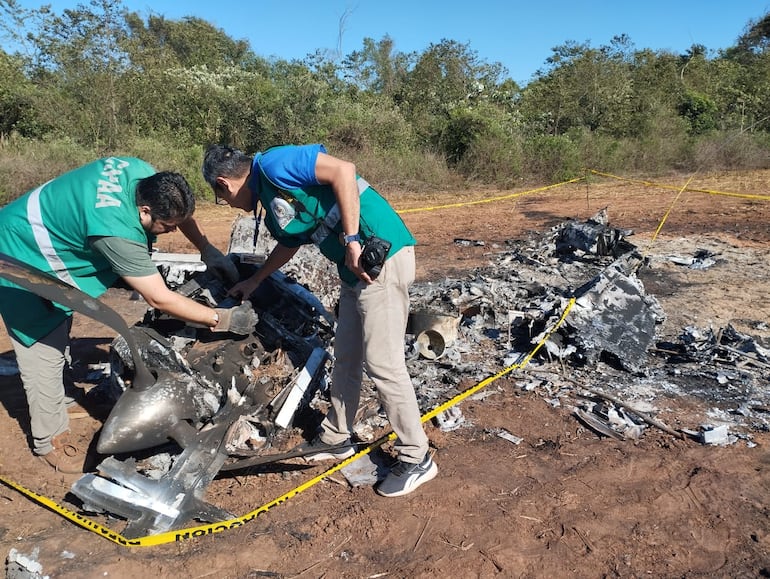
[342,233,361,246]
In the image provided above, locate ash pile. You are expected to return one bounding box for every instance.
[400,208,770,446]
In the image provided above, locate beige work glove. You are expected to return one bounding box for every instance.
[212,302,259,335]
[200,242,240,285]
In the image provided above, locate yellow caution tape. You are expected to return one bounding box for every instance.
[396,177,585,214]
[423,297,576,423]
[588,169,770,201]
[0,447,377,547]
[647,174,695,249]
[3,166,763,545]
[0,298,576,547]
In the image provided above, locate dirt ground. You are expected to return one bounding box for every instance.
[2,170,770,578]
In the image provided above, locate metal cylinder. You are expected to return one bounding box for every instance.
[408,310,460,346]
[416,329,446,360]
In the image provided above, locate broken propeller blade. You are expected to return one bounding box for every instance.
[97,370,201,454]
[0,252,155,390]
[572,407,625,440]
[220,442,364,471]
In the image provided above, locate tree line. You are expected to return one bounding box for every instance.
[1,0,769,203]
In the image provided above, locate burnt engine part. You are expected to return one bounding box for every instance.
[71,255,336,536]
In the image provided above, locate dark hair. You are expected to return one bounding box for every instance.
[135,171,195,221]
[202,144,253,190]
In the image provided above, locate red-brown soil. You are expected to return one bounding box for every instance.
[2,170,770,578]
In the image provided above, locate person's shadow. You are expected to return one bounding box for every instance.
[0,350,30,441]
[0,337,117,469]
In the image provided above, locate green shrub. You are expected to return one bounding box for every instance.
[332,144,458,195]
[118,137,210,200]
[455,133,523,186]
[0,135,212,206]
[522,134,582,182]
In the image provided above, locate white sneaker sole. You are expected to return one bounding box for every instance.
[376,461,438,497]
[304,447,356,463]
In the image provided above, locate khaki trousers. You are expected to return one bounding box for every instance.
[10,317,71,455]
[321,246,428,463]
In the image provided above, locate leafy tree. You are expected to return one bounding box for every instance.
[729,11,770,59]
[21,0,131,147]
[341,35,412,98]
[722,12,770,132]
[0,49,44,136]
[397,39,507,162]
[678,90,718,134]
[520,36,639,137]
[624,48,681,138]
[123,13,256,70]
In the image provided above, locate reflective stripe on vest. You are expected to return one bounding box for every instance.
[27,184,81,289]
[309,177,370,245]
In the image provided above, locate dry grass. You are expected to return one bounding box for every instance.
[0,136,91,204]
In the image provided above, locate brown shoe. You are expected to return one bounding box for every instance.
[39,432,85,474]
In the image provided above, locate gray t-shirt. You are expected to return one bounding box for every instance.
[90,236,159,278]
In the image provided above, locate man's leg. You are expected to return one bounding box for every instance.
[359,246,429,463]
[320,282,365,444]
[10,318,71,456]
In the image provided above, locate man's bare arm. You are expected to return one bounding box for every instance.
[314,152,370,282]
[123,272,219,327]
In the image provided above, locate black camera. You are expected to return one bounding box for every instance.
[360,236,392,279]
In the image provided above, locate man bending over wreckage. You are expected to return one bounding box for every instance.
[0,157,252,474]
[186,144,437,497]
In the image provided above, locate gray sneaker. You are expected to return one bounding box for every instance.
[300,435,356,462]
[376,454,438,497]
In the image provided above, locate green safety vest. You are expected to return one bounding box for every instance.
[0,157,155,345]
[254,153,416,286]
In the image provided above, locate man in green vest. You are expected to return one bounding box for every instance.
[0,157,246,474]
[190,144,437,497]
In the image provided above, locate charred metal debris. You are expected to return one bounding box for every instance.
[4,210,766,537]
[403,208,770,447]
[70,260,339,537]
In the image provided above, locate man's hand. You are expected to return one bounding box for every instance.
[227,275,262,302]
[212,302,259,335]
[344,241,373,284]
[200,242,240,285]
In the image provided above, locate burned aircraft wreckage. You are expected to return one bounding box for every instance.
[1,210,769,537]
[0,217,341,538]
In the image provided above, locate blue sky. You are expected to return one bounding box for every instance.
[10,1,770,85]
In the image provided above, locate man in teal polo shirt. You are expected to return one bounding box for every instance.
[190,144,437,497]
[0,157,244,474]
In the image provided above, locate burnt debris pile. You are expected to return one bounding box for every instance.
[401,208,770,445]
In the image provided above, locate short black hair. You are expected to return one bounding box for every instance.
[202,144,253,190]
[135,171,195,221]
